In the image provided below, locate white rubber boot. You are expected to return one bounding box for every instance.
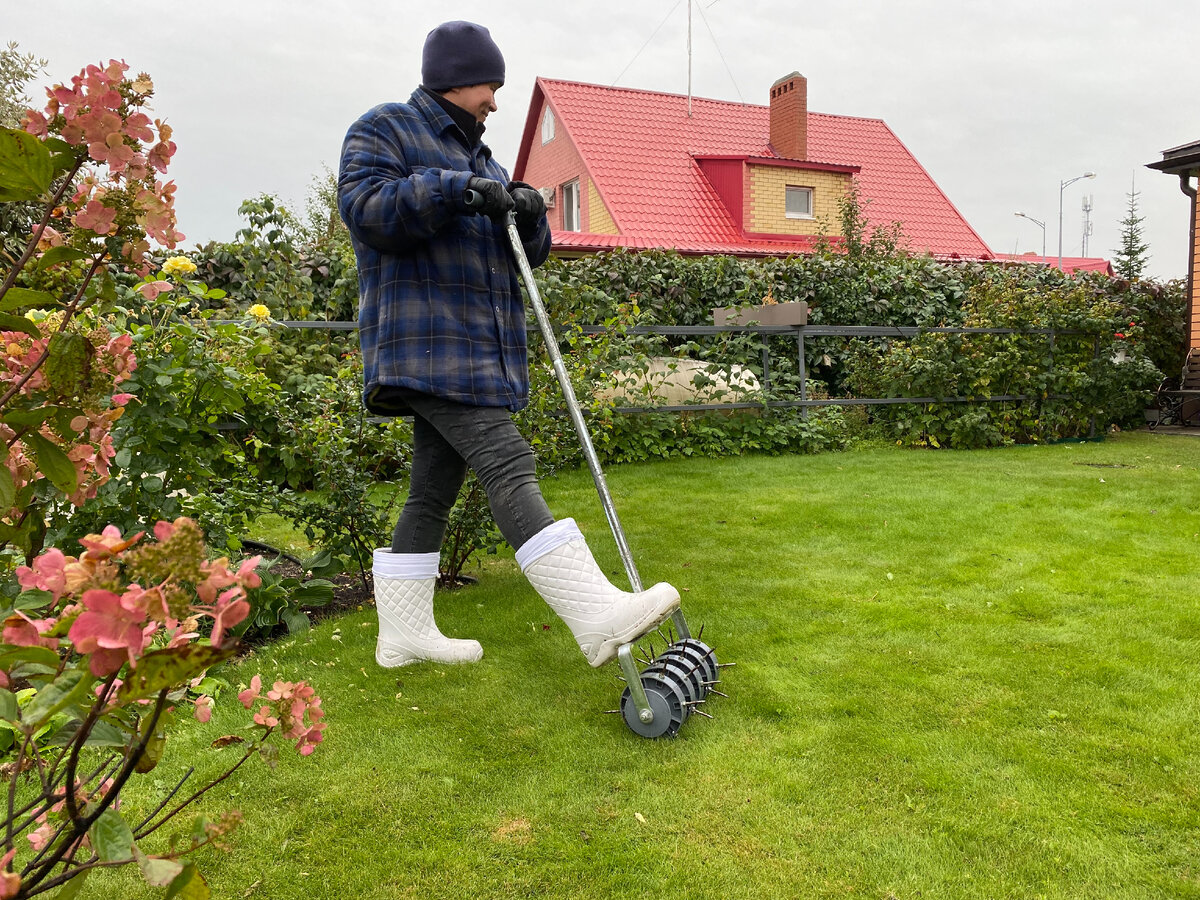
[372,550,483,667]
[517,519,680,668]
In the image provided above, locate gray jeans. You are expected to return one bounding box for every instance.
[389,390,555,555]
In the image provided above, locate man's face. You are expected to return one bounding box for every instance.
[442,82,501,123]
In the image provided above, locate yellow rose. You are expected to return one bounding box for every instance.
[161,256,197,278]
[247,304,271,321]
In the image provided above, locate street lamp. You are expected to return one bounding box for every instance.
[1058,172,1096,270]
[1014,212,1046,264]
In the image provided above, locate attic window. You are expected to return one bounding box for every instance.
[562,179,581,231]
[541,107,555,144]
[785,186,813,219]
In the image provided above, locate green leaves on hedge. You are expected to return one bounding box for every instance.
[0,127,54,202]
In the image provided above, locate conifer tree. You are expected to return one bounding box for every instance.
[1113,178,1151,279]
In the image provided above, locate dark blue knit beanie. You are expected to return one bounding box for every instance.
[422,21,505,90]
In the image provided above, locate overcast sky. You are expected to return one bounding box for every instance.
[9,1,1198,279]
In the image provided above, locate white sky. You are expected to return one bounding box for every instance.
[8,1,1198,279]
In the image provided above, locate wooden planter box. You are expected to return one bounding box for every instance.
[712,300,809,327]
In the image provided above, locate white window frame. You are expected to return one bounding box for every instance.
[541,107,555,144]
[785,185,814,219]
[562,179,581,232]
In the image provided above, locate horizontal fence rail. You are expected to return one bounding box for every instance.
[207,319,1102,428]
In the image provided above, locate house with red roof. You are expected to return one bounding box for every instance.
[513,73,993,259]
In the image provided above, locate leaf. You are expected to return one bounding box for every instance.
[12,588,55,611]
[0,688,16,722]
[0,312,40,336]
[210,734,245,749]
[135,848,184,887]
[36,246,88,271]
[24,666,90,727]
[49,870,88,900]
[89,808,135,863]
[0,127,54,201]
[290,579,335,606]
[0,465,13,512]
[0,644,61,670]
[164,863,210,900]
[26,431,78,495]
[116,644,236,706]
[0,286,55,312]
[2,407,55,428]
[281,608,310,634]
[44,332,91,396]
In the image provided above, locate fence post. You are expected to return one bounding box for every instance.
[761,335,771,410]
[1090,334,1100,438]
[797,327,808,421]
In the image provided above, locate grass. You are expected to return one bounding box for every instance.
[88,431,1200,899]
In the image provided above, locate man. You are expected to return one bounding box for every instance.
[337,21,680,670]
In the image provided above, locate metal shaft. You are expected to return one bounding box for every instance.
[505,218,645,593]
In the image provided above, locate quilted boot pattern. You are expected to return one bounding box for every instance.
[373,550,482,667]
[520,522,680,668]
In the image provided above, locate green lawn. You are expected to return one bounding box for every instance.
[95,432,1200,899]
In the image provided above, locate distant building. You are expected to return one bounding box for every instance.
[1148,139,1200,359]
[514,72,991,258]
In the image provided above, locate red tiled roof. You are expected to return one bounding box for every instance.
[994,253,1115,275]
[515,78,992,258]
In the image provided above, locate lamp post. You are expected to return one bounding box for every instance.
[1014,212,1046,265]
[1058,172,1096,270]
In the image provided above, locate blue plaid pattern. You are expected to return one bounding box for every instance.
[338,88,551,411]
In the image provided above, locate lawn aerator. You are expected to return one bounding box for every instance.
[502,212,726,738]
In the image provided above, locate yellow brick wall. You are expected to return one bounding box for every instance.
[1190,191,1199,350]
[587,179,618,235]
[748,166,849,235]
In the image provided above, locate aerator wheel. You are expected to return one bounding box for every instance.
[620,675,686,739]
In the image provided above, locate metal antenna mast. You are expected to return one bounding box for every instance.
[1081,195,1094,257]
[687,0,693,117]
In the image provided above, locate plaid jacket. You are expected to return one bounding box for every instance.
[337,88,551,412]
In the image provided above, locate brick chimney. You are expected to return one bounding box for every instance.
[769,72,808,160]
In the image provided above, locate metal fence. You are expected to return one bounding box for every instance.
[231,319,1101,428]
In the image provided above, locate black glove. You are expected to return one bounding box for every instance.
[464,176,515,220]
[507,181,546,230]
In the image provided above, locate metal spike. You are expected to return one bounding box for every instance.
[708,689,729,698]
[682,699,706,707]
[691,709,715,719]
[716,662,736,668]
[603,709,622,715]
[697,623,705,640]
[701,679,721,687]
[648,640,656,659]
[667,620,676,643]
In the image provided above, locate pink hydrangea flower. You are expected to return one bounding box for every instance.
[135,280,174,301]
[73,199,117,235]
[68,587,150,676]
[193,695,213,723]
[16,547,70,600]
[238,674,262,709]
[2,613,59,650]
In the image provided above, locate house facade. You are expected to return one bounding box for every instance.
[513,73,992,259]
[1148,139,1200,360]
